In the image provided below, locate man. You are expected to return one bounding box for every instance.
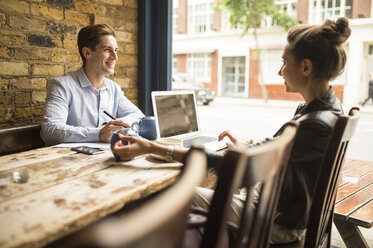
[361,73,373,107]
[41,24,144,145]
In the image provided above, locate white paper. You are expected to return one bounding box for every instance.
[53,143,111,149]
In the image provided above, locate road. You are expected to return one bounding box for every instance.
[198,97,373,162]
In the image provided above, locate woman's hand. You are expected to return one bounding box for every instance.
[112,135,153,160]
[218,130,239,146]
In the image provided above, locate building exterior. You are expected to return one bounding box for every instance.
[172,0,373,105]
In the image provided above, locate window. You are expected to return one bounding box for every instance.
[260,49,283,84]
[222,56,246,97]
[187,53,211,81]
[310,0,352,24]
[172,55,177,74]
[221,11,244,32]
[262,0,297,28]
[173,0,178,34]
[187,0,214,34]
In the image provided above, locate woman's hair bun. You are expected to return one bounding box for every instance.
[321,17,351,46]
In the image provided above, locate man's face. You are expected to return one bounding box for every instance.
[86,35,118,76]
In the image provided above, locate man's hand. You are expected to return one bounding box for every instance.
[99,120,130,143]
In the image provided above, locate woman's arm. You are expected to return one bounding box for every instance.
[112,135,188,162]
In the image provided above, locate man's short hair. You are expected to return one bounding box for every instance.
[77,24,116,66]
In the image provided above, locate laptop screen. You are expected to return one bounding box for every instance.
[152,91,199,138]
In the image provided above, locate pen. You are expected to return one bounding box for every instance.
[104,110,116,120]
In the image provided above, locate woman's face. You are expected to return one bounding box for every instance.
[278,47,305,93]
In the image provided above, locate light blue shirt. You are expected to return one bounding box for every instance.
[41,67,144,145]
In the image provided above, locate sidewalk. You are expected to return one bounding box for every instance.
[214,96,373,114]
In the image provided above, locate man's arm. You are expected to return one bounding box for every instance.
[114,85,145,123]
[40,79,101,145]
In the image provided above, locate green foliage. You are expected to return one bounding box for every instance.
[215,0,297,34]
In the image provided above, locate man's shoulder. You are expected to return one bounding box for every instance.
[103,77,122,91]
[51,69,81,87]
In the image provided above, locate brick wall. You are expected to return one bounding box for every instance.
[352,0,372,18]
[0,0,138,127]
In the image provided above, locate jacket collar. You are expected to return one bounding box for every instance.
[295,86,340,116]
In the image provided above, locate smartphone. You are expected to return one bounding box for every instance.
[71,146,104,155]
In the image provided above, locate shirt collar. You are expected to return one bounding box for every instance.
[77,67,109,90]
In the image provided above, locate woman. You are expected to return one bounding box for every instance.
[113,17,351,244]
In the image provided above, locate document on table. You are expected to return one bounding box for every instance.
[53,143,111,149]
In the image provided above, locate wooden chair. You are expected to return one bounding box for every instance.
[304,107,360,248]
[49,148,207,248]
[271,107,361,248]
[0,124,44,156]
[187,121,298,248]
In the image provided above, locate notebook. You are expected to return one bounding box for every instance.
[151,90,227,151]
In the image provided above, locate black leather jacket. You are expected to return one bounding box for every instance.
[205,87,343,229]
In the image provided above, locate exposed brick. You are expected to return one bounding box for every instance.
[0,13,5,25]
[0,79,8,90]
[0,0,29,15]
[63,36,77,50]
[129,79,138,88]
[9,15,46,32]
[93,16,115,28]
[123,7,137,21]
[116,31,135,42]
[0,91,12,104]
[47,22,77,35]
[33,64,64,76]
[0,62,29,76]
[0,30,26,46]
[46,0,74,9]
[123,88,138,100]
[31,78,47,89]
[10,78,34,89]
[65,63,82,73]
[31,4,64,21]
[15,105,44,119]
[28,34,57,47]
[0,47,12,59]
[114,77,131,88]
[65,10,91,26]
[10,77,47,89]
[14,47,51,61]
[124,43,137,54]
[100,0,123,6]
[0,107,12,122]
[125,20,138,32]
[75,1,106,15]
[125,67,137,78]
[32,91,46,104]
[15,92,31,105]
[124,0,138,8]
[117,54,137,66]
[50,49,80,63]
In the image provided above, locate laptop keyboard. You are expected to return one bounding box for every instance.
[183,136,217,148]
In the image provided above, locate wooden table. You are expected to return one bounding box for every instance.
[334,158,373,248]
[0,147,182,248]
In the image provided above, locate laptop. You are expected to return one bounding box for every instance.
[151,90,227,151]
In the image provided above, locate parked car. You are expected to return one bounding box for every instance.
[172,73,215,105]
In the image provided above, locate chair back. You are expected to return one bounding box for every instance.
[56,149,207,248]
[201,121,299,248]
[304,107,360,248]
[0,124,44,156]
